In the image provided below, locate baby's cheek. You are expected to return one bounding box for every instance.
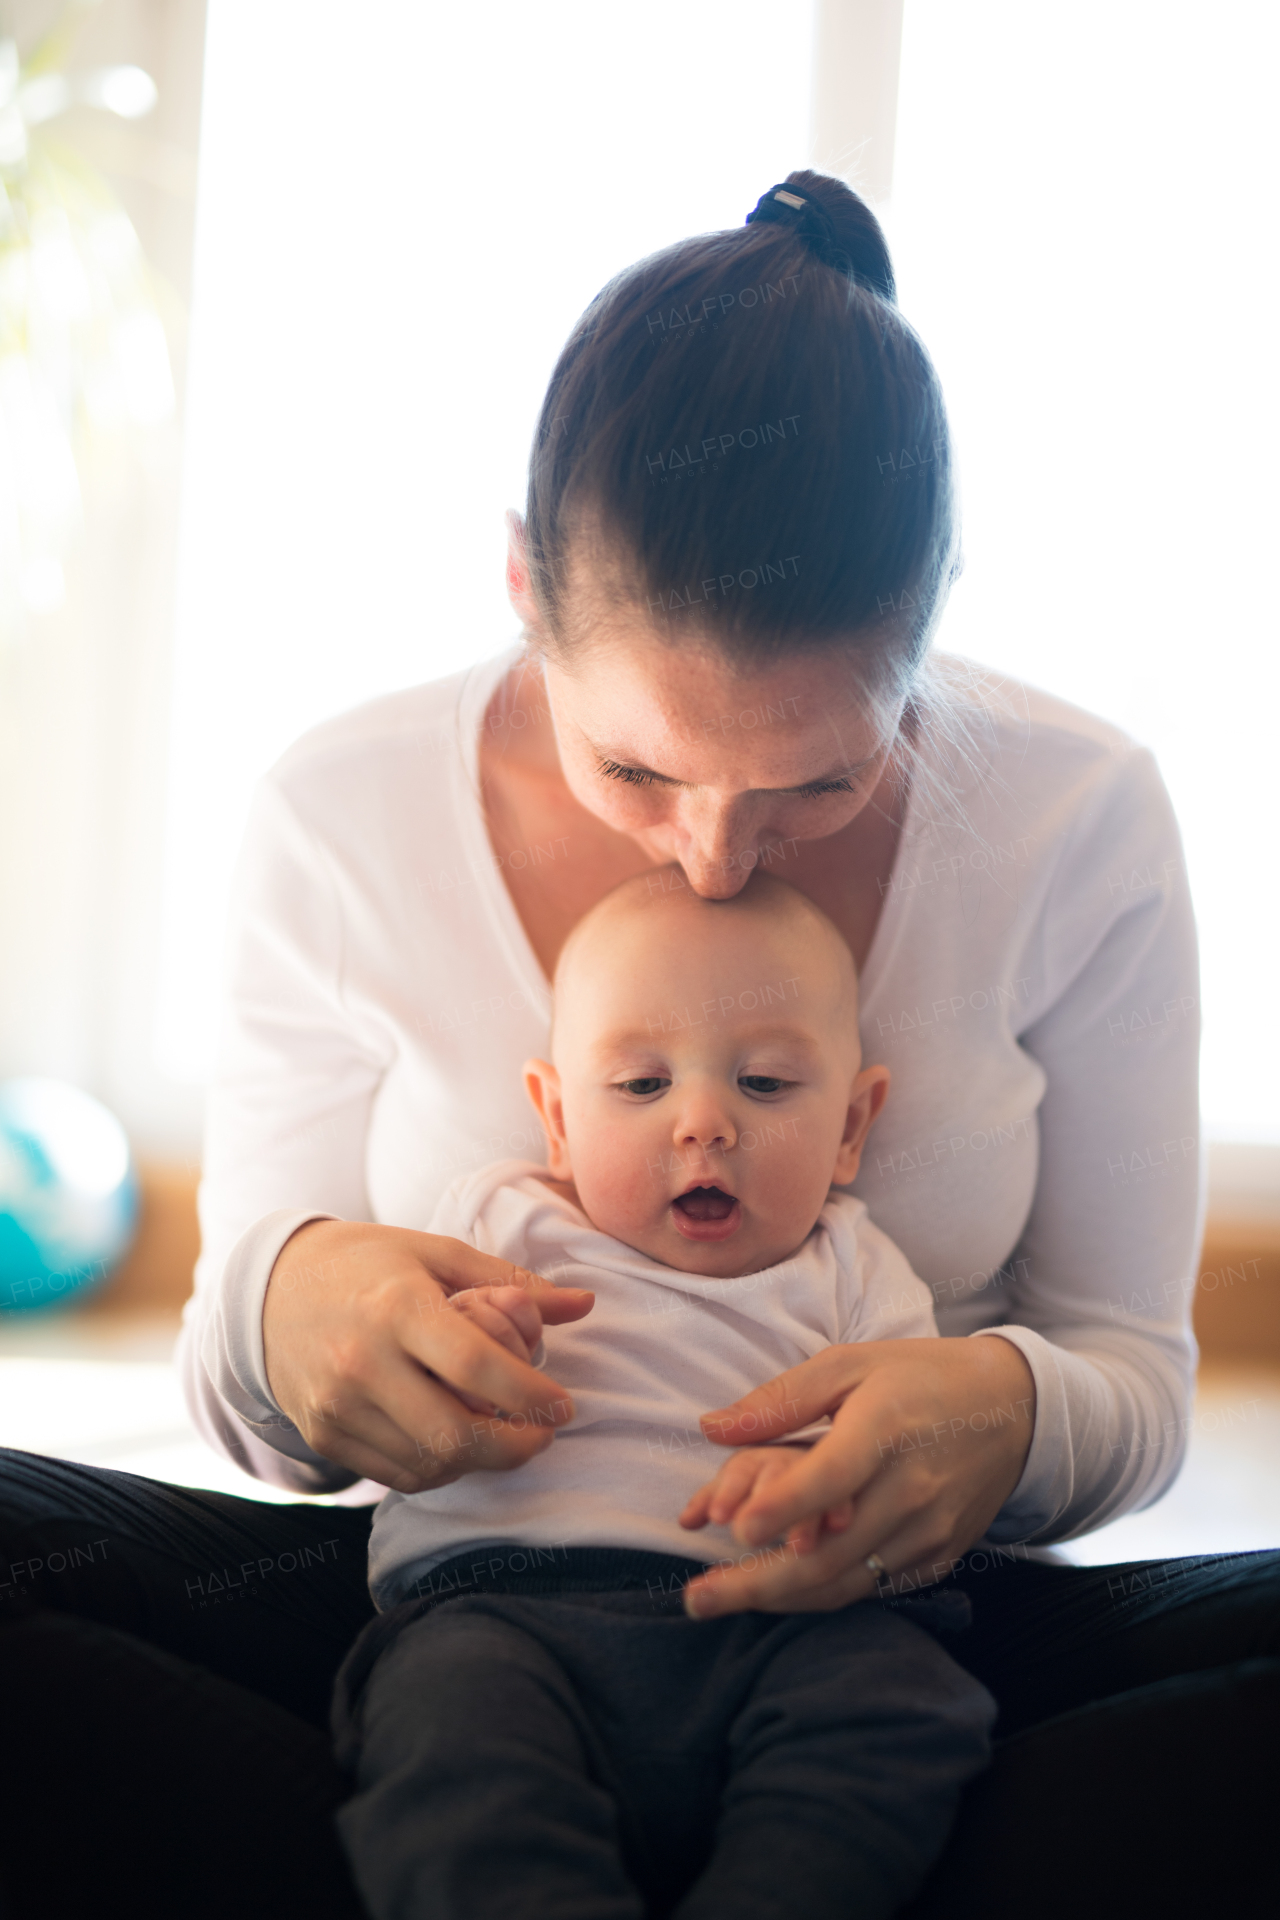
[572,1125,666,1242]
[743,1108,836,1217]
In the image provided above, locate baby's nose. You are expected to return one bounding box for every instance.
[673,1095,736,1152]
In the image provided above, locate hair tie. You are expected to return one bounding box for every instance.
[745,184,843,269]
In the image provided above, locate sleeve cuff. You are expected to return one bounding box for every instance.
[201,1208,338,1428]
[970,1325,1074,1542]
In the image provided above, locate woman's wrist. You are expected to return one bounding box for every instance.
[964,1330,1038,1499]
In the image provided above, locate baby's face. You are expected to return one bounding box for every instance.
[525,881,888,1278]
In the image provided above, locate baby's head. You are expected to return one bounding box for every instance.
[523,868,889,1278]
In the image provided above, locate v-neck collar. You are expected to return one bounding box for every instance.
[849,773,921,1023]
[451,643,556,1014]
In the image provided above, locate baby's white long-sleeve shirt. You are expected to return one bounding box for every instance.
[367,1161,938,1609]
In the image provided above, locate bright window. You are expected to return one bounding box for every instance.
[156,0,813,1081]
[887,0,1279,1141]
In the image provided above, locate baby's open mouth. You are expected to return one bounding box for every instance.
[671,1184,741,1242]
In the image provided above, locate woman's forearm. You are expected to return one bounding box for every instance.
[177,1208,363,1493]
[981,1321,1196,1544]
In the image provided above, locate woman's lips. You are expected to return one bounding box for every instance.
[670,1185,741,1242]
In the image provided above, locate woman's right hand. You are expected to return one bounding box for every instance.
[261,1218,594,1494]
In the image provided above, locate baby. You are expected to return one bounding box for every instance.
[333,871,995,1920]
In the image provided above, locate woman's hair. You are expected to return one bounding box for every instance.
[524,169,958,716]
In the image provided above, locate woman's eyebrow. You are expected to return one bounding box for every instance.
[778,757,880,791]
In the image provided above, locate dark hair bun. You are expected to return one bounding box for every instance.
[781,168,896,305]
[527,162,951,680]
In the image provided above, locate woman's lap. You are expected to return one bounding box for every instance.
[6,1447,1276,1726]
[2,1450,1277,1912]
[0,1448,376,1916]
[0,1446,376,1727]
[938,1542,1280,1734]
[0,1601,367,1920]
[904,1545,1280,1912]
[904,1653,1279,1916]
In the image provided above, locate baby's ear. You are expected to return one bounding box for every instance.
[523,1059,573,1180]
[832,1064,891,1185]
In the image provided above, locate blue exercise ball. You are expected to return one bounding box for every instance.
[0,1078,139,1312]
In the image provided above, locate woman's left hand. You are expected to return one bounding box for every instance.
[682,1335,1037,1619]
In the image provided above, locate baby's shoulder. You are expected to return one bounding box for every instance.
[820,1191,938,1339]
[430,1159,588,1263]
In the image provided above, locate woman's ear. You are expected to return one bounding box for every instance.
[505,510,542,631]
[832,1064,891,1186]
[523,1058,572,1179]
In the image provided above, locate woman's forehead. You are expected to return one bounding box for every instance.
[546,631,888,754]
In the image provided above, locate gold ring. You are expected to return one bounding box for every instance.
[864,1552,887,1578]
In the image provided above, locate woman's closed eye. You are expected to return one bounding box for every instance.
[790,776,855,800]
[618,1076,670,1097]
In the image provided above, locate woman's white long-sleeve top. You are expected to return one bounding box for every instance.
[178,648,1203,1542]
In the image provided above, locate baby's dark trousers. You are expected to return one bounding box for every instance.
[331,1547,995,1920]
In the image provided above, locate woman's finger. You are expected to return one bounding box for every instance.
[684,1528,866,1618]
[415,1237,593,1326]
[699,1343,875,1445]
[397,1291,576,1427]
[311,1349,561,1493]
[784,1493,856,1555]
[413,1236,550,1295]
[302,1427,439,1497]
[526,1285,595,1325]
[786,1453,966,1596]
[724,1395,896,1545]
[301,1389,475,1494]
[376,1355,566,1476]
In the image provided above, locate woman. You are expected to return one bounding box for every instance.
[1,173,1275,1918]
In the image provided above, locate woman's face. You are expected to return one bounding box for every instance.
[540,637,898,898]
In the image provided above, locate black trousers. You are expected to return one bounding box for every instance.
[1,1446,1277,1919]
[331,1555,995,1920]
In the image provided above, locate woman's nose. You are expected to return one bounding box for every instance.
[668,795,757,899]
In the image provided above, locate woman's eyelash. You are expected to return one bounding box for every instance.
[794,777,855,799]
[598,758,856,800]
[598,758,662,788]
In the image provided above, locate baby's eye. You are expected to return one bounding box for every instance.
[618,1077,670,1097]
[739,1075,789,1095]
